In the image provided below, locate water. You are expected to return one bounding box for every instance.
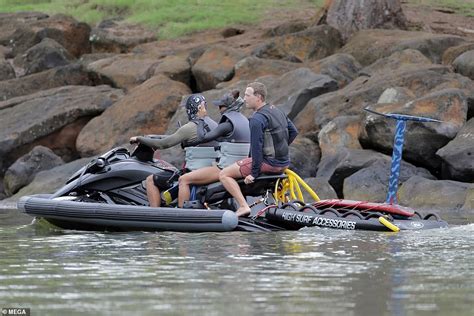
[1,207,473,316]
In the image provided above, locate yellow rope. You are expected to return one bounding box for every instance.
[274,169,321,204]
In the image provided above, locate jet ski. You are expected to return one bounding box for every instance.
[17,109,448,232]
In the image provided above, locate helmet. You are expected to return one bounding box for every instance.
[212,91,244,113]
[185,94,206,120]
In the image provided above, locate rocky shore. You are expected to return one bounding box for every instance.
[0,6,473,222]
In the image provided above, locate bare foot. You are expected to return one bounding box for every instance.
[236,207,251,217]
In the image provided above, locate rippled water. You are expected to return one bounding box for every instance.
[1,208,473,316]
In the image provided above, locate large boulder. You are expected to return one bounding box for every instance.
[21,38,73,75]
[192,45,246,91]
[86,53,159,91]
[308,53,361,88]
[341,29,465,66]
[452,50,474,80]
[343,159,434,203]
[318,115,362,157]
[398,176,474,223]
[293,64,474,137]
[264,68,338,119]
[0,85,123,173]
[3,145,64,196]
[0,45,12,59]
[360,89,467,171]
[289,137,320,178]
[264,21,309,37]
[0,64,96,101]
[220,56,299,87]
[253,25,343,62]
[316,148,388,197]
[76,75,191,157]
[436,117,474,182]
[442,42,474,65]
[302,177,338,202]
[0,12,48,48]
[360,49,432,76]
[90,19,156,53]
[148,54,191,86]
[326,0,407,41]
[0,60,15,81]
[2,14,90,58]
[6,157,92,201]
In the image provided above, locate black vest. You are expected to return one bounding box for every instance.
[181,117,218,148]
[257,104,290,162]
[218,111,250,143]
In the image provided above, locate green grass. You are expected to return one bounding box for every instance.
[1,0,473,39]
[0,0,323,39]
[407,0,474,16]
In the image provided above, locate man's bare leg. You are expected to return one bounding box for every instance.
[146,175,161,207]
[178,166,220,207]
[219,163,251,217]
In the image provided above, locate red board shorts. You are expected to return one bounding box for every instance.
[236,157,287,177]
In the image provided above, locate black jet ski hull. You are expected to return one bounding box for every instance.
[265,208,448,231]
[18,196,238,232]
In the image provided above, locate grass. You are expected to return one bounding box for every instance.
[0,0,323,39]
[407,0,474,16]
[0,0,473,39]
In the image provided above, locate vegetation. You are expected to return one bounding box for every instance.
[0,0,323,38]
[0,0,473,39]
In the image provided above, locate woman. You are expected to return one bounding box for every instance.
[130,94,217,207]
[178,90,250,207]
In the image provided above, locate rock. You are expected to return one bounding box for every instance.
[376,87,416,104]
[253,25,343,62]
[221,27,244,38]
[192,45,246,91]
[316,148,388,197]
[76,75,191,157]
[360,49,432,76]
[78,53,117,67]
[0,12,49,49]
[86,53,160,91]
[326,0,407,41]
[436,117,474,182]
[308,53,361,88]
[452,50,474,80]
[343,159,434,203]
[0,178,6,200]
[220,56,299,87]
[0,59,15,81]
[3,145,64,196]
[90,19,157,53]
[302,177,338,202]
[21,38,73,75]
[0,85,123,173]
[289,137,320,178]
[7,157,93,201]
[341,29,465,66]
[293,64,473,137]
[0,63,96,101]
[360,88,468,171]
[3,14,91,58]
[318,115,362,157]
[265,68,338,119]
[263,21,309,37]
[0,45,12,59]
[398,176,474,222]
[149,54,191,86]
[442,42,474,65]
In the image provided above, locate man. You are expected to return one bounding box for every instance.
[130,94,217,207]
[218,82,298,217]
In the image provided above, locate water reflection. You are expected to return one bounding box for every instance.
[0,210,473,315]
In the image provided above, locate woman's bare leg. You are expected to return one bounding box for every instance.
[146,175,161,207]
[219,163,251,216]
[178,166,220,207]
